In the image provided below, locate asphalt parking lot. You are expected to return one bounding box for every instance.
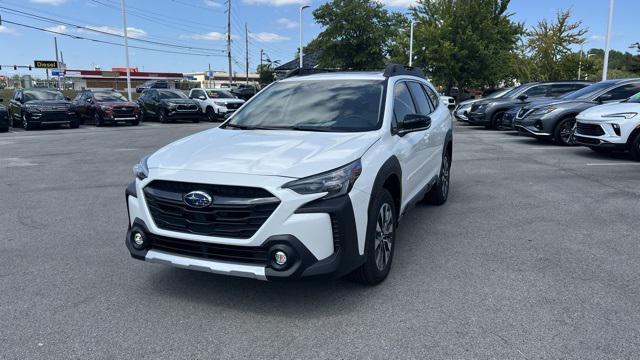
[1,121,639,359]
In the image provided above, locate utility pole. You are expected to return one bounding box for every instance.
[226,0,232,87]
[409,20,419,67]
[208,63,212,88]
[602,0,614,81]
[577,45,583,80]
[299,5,310,69]
[245,23,249,85]
[120,0,132,100]
[54,37,61,89]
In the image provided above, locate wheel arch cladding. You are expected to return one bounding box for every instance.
[627,124,640,145]
[371,156,402,222]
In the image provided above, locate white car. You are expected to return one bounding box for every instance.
[575,92,640,161]
[125,65,453,285]
[188,88,245,121]
[440,95,455,110]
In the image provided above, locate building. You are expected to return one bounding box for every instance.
[274,51,322,79]
[64,68,185,91]
[184,71,260,88]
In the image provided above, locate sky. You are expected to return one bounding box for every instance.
[0,0,638,78]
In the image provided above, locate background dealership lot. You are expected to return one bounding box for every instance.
[1,122,638,359]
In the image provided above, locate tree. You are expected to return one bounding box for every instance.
[307,0,406,69]
[526,9,587,80]
[406,0,523,96]
[256,58,280,85]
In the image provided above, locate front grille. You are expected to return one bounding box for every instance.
[225,103,241,110]
[113,107,135,117]
[516,107,533,119]
[330,214,341,253]
[574,135,601,145]
[41,111,70,121]
[177,104,199,111]
[148,233,268,264]
[576,122,605,136]
[144,180,280,239]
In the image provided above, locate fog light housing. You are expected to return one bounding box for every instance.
[534,120,543,130]
[612,123,621,136]
[268,244,296,271]
[274,251,287,266]
[130,230,148,250]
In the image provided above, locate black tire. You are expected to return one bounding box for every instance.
[206,107,216,122]
[349,188,396,285]
[22,115,35,131]
[192,118,200,123]
[131,119,140,126]
[630,133,640,162]
[486,111,505,130]
[424,146,451,205]
[0,126,8,133]
[158,109,168,123]
[12,116,20,128]
[553,117,576,146]
[69,119,79,129]
[139,110,145,123]
[94,113,104,127]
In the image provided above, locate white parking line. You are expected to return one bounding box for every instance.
[585,162,640,166]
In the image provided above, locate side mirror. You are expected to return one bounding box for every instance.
[398,114,431,135]
[596,93,613,103]
[448,104,455,111]
[66,97,71,101]
[517,94,528,101]
[198,95,206,100]
[0,98,3,103]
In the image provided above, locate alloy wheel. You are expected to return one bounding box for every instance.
[440,153,450,197]
[22,115,28,130]
[560,119,576,145]
[374,203,394,271]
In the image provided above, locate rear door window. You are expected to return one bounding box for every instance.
[407,82,433,115]
[604,83,640,100]
[393,82,417,124]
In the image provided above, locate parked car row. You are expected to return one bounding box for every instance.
[456,78,640,161]
[0,87,249,132]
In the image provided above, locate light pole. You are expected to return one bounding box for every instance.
[120,0,132,101]
[299,5,310,69]
[584,53,596,80]
[602,0,614,81]
[409,20,419,67]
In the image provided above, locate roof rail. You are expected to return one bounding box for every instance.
[383,64,425,79]
[283,67,340,79]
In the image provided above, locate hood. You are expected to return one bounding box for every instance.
[96,101,138,108]
[25,99,71,107]
[458,98,481,106]
[577,102,640,121]
[147,128,381,178]
[212,98,245,104]
[161,99,196,105]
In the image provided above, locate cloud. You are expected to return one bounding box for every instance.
[243,0,308,6]
[276,18,298,29]
[590,35,605,42]
[181,32,227,41]
[81,26,147,39]
[30,0,67,5]
[250,32,290,43]
[376,0,414,7]
[45,25,68,33]
[0,25,18,35]
[203,0,222,7]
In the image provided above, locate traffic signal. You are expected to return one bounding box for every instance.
[13,65,17,70]
[28,66,32,71]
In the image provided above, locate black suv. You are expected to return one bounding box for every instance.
[135,80,169,93]
[467,81,591,129]
[72,89,141,126]
[8,89,78,130]
[513,79,640,145]
[0,99,8,132]
[137,89,201,123]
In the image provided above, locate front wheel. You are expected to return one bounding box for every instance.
[349,189,396,285]
[424,148,451,205]
[22,115,35,130]
[630,133,640,161]
[554,117,576,146]
[206,107,216,122]
[158,109,168,123]
[487,111,505,130]
[94,113,104,127]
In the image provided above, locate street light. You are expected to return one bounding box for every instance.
[299,5,311,69]
[602,0,614,81]
[409,20,419,67]
[120,0,132,101]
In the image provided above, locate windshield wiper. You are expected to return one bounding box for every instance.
[289,125,334,132]
[223,123,282,130]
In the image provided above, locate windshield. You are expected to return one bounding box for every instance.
[628,92,640,103]
[207,90,234,99]
[158,90,188,100]
[486,88,512,99]
[561,82,615,100]
[23,90,65,102]
[94,92,127,102]
[501,84,530,99]
[225,80,384,132]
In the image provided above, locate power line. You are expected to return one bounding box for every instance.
[0,6,226,53]
[1,19,226,57]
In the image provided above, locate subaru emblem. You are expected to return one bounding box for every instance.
[183,191,212,208]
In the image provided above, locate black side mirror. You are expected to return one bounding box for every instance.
[66,97,71,101]
[596,93,613,103]
[398,114,431,135]
[517,94,528,101]
[0,98,3,103]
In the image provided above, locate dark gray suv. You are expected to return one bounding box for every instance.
[513,79,640,145]
[467,81,591,129]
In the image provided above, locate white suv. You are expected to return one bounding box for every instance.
[188,88,245,121]
[125,65,453,285]
[575,92,640,161]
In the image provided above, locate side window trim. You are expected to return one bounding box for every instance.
[406,80,434,115]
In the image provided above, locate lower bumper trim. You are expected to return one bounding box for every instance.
[515,125,551,137]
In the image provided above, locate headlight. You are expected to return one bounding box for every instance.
[282,160,362,199]
[532,106,557,115]
[214,101,227,106]
[475,104,487,111]
[133,155,150,180]
[601,112,637,119]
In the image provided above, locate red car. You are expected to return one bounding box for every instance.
[72,89,141,126]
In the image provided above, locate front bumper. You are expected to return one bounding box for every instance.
[466,111,489,125]
[513,115,552,138]
[574,119,632,150]
[166,110,202,120]
[124,173,366,281]
[25,111,75,124]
